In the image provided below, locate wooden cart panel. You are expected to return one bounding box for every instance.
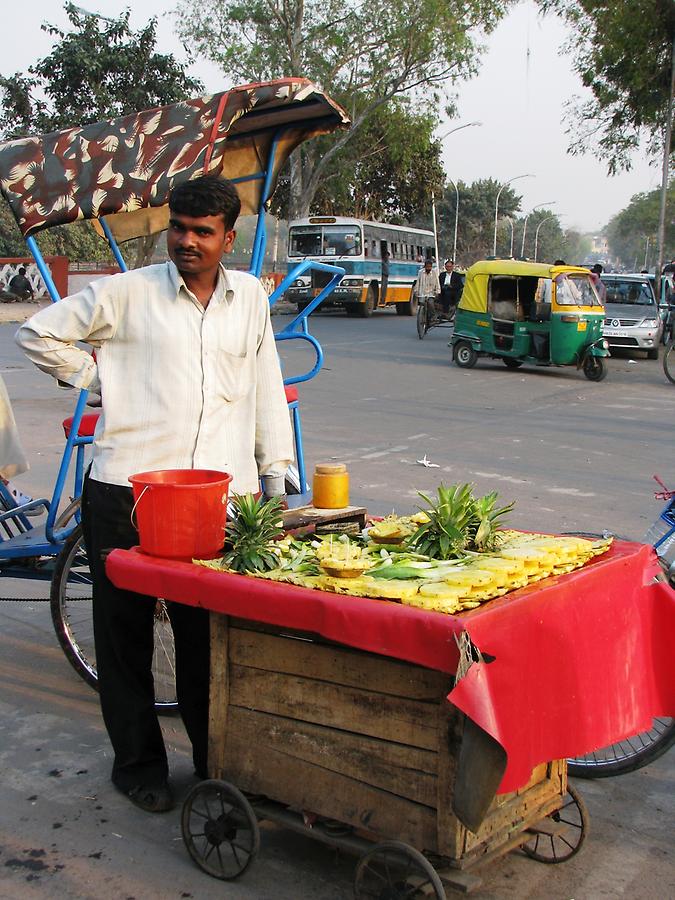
[209,616,565,864]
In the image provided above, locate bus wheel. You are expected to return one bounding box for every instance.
[396,289,418,316]
[356,285,376,318]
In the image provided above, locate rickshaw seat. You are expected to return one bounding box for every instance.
[62,413,100,439]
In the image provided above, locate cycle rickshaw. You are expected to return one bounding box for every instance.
[0,77,350,706]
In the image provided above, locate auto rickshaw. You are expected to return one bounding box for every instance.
[449,260,609,381]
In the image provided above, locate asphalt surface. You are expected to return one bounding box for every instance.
[0,310,674,899]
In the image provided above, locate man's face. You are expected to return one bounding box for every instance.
[167,211,236,278]
[424,261,433,273]
[445,262,454,273]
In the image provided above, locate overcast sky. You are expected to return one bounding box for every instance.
[1,0,661,233]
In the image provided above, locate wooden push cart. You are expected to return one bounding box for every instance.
[181,615,587,896]
[108,530,674,897]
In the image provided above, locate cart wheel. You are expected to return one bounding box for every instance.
[521,784,589,864]
[181,779,260,880]
[353,840,445,899]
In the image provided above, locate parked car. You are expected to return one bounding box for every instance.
[600,273,663,359]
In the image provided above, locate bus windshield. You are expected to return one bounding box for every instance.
[289,225,362,258]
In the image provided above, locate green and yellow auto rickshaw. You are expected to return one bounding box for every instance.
[449,260,609,381]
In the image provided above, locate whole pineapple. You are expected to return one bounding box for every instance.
[223,493,284,573]
[409,483,476,559]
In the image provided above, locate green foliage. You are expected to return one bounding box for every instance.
[177,0,514,216]
[606,181,675,269]
[0,3,202,138]
[538,0,675,172]
[0,4,201,266]
[434,178,522,263]
[271,101,445,221]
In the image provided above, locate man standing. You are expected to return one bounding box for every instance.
[590,263,607,303]
[438,259,463,315]
[16,175,293,812]
[413,258,441,310]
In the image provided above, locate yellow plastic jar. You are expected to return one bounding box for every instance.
[312,463,349,509]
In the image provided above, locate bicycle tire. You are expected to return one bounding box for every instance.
[50,524,178,712]
[663,341,675,384]
[568,717,675,777]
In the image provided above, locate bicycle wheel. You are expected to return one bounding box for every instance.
[663,340,675,384]
[50,524,178,712]
[568,717,675,777]
[416,301,427,339]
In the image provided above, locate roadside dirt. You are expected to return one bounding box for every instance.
[0,299,51,324]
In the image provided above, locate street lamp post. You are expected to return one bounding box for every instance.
[493,174,534,256]
[501,216,515,257]
[433,122,482,265]
[521,201,556,257]
[533,215,557,262]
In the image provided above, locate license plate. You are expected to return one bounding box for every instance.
[603,328,622,337]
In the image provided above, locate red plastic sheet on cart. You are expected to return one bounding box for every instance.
[106,539,675,793]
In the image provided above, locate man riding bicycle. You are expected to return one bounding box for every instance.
[413,258,441,315]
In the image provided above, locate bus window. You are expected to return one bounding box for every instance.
[289,226,322,257]
[323,226,362,256]
[373,240,380,257]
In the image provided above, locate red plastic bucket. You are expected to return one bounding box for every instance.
[128,469,233,559]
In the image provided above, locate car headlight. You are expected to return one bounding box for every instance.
[294,278,309,287]
[640,318,659,328]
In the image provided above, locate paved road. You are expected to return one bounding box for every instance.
[0,313,674,899]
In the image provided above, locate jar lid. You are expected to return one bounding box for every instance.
[315,463,347,475]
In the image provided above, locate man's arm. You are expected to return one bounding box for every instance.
[16,280,118,391]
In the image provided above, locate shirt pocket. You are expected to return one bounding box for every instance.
[215,349,253,402]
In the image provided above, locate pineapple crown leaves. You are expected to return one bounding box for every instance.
[223,493,285,574]
[409,483,514,558]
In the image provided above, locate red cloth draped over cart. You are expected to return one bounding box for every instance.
[106,539,675,793]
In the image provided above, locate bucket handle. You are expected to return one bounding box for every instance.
[130,485,150,531]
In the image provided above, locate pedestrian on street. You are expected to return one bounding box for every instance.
[8,267,34,301]
[16,174,293,813]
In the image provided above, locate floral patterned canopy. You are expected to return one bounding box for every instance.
[0,78,349,242]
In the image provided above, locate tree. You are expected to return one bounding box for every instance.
[0,3,202,266]
[176,0,514,218]
[538,0,675,173]
[434,179,522,264]
[271,101,445,222]
[606,182,675,270]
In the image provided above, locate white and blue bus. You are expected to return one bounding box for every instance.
[285,216,435,317]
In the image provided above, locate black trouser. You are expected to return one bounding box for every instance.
[81,476,210,790]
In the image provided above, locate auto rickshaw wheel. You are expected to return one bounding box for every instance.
[454,341,478,368]
[502,357,523,369]
[582,355,607,381]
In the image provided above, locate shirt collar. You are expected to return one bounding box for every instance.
[167,260,234,307]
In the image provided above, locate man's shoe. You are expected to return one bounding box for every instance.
[125,783,174,813]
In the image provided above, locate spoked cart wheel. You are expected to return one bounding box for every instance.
[354,840,446,899]
[521,784,589,863]
[181,780,260,880]
[50,523,178,713]
[568,717,675,777]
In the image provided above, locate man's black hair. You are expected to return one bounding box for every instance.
[591,263,603,275]
[169,175,241,231]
